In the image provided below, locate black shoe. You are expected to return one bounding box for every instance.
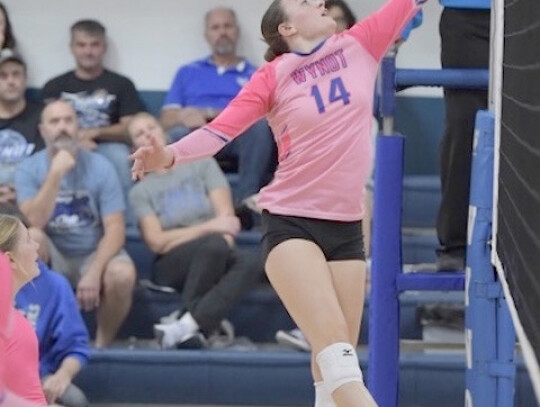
[176,332,208,349]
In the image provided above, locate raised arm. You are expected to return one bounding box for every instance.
[348,0,424,61]
[131,64,276,179]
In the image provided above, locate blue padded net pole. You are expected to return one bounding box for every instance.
[369,47,403,407]
[466,110,515,406]
[497,297,516,407]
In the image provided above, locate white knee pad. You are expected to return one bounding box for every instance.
[314,381,337,407]
[316,342,364,394]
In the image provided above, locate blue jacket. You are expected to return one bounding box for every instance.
[440,0,490,10]
[15,262,90,377]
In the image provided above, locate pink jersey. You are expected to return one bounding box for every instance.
[5,310,46,405]
[169,0,420,221]
[0,253,11,397]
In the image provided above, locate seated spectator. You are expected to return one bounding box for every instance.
[41,19,144,232]
[128,113,263,348]
[325,0,357,33]
[0,203,90,407]
[0,214,46,405]
[0,9,42,205]
[17,261,90,407]
[15,99,136,348]
[160,7,276,212]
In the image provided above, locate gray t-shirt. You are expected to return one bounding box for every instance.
[129,158,228,230]
[15,149,125,255]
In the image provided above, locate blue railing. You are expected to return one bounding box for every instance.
[368,51,515,407]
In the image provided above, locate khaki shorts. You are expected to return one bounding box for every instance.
[46,236,133,286]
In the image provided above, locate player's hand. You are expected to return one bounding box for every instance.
[130,135,174,180]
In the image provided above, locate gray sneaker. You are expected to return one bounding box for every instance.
[275,328,311,352]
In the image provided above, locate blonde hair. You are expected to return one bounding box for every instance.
[0,214,20,254]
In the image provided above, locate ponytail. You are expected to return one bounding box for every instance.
[261,0,290,62]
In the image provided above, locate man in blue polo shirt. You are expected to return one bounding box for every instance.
[160,7,275,215]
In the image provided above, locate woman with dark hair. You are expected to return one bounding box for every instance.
[325,0,357,32]
[0,2,16,50]
[131,0,425,405]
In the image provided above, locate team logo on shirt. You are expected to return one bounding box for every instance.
[290,49,348,84]
[49,190,99,232]
[0,130,35,185]
[158,180,212,229]
[61,90,117,129]
[17,304,40,328]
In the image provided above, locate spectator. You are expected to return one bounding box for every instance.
[325,0,357,32]
[0,214,46,405]
[15,99,136,348]
[160,7,276,210]
[128,113,262,348]
[0,52,43,204]
[436,0,490,270]
[17,261,90,407]
[41,19,144,232]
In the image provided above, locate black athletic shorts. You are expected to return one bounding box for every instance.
[261,210,366,262]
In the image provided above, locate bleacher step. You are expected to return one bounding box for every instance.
[76,347,534,407]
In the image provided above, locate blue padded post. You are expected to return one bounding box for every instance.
[369,133,404,407]
[369,49,402,407]
[497,298,516,407]
[466,110,515,406]
[380,52,397,120]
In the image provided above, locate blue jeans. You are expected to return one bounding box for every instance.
[169,120,276,203]
[95,142,137,236]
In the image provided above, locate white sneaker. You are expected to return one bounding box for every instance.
[159,309,182,325]
[154,320,195,349]
[275,328,311,352]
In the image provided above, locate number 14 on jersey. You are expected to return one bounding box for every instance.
[310,77,351,114]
